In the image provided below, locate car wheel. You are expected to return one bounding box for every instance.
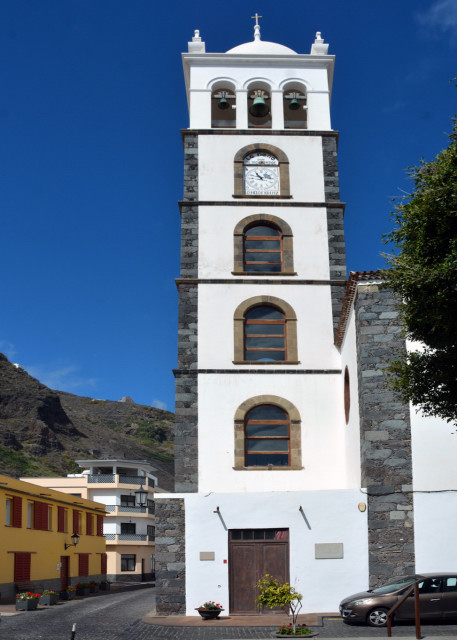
[367,607,390,627]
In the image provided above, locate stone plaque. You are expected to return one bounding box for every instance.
[315,543,343,559]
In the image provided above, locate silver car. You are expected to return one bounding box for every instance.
[340,573,457,626]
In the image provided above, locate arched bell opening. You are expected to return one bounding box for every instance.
[247,83,272,129]
[211,86,236,128]
[282,83,307,129]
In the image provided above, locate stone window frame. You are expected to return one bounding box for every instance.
[234,144,291,199]
[234,395,302,470]
[233,295,299,364]
[233,213,295,275]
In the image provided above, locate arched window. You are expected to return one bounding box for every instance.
[233,214,295,275]
[233,296,298,364]
[245,405,290,466]
[244,305,285,361]
[233,144,290,198]
[211,86,236,128]
[244,224,282,272]
[234,396,302,470]
[282,83,307,129]
[247,85,271,129]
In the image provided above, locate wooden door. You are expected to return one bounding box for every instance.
[229,529,289,614]
[60,556,69,591]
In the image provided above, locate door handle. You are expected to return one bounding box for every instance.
[430,598,441,601]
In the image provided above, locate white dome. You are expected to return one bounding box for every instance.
[226,40,297,55]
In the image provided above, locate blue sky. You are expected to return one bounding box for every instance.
[0,1,456,411]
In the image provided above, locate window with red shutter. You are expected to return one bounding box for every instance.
[33,501,48,531]
[73,510,80,534]
[12,496,22,528]
[86,513,93,535]
[101,553,107,574]
[58,506,65,533]
[96,514,104,536]
[78,553,89,576]
[14,552,31,582]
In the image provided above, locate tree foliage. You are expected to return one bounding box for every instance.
[384,116,457,422]
[256,574,303,633]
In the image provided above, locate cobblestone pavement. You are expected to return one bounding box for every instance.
[3,590,457,640]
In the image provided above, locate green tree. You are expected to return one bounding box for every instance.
[255,574,304,634]
[384,116,457,422]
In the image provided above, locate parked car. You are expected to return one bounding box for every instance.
[340,573,457,627]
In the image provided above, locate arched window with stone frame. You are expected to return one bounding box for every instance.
[233,144,291,199]
[233,214,295,275]
[234,396,302,470]
[210,80,236,128]
[233,296,299,364]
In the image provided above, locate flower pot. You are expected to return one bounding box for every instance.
[196,608,223,620]
[16,599,38,611]
[274,632,319,638]
[76,587,89,597]
[39,594,58,606]
[89,586,99,593]
[59,590,75,600]
[99,583,110,591]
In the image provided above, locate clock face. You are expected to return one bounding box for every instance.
[243,153,280,195]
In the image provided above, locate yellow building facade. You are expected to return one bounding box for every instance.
[0,474,106,599]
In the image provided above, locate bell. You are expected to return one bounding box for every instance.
[218,96,229,110]
[288,98,300,111]
[249,96,270,118]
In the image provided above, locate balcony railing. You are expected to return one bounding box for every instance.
[105,505,115,512]
[104,533,155,543]
[88,474,154,486]
[88,474,115,483]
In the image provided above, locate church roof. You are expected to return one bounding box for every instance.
[226,18,297,55]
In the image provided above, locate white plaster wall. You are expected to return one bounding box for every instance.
[198,206,330,279]
[89,491,119,504]
[198,283,339,370]
[339,308,362,488]
[197,373,347,493]
[187,62,332,130]
[198,135,325,202]
[414,492,457,572]
[157,490,368,614]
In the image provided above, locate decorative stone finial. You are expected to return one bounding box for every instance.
[251,13,262,41]
[310,31,329,55]
[188,29,205,53]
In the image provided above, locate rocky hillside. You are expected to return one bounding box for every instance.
[0,354,175,490]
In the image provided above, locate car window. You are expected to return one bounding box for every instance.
[371,577,417,594]
[444,577,457,592]
[417,578,442,594]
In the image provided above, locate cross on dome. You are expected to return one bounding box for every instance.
[251,13,262,41]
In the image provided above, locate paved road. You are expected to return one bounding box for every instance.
[3,589,457,640]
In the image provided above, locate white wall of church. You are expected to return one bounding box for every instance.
[197,372,347,493]
[339,309,362,488]
[156,490,368,614]
[198,135,325,202]
[197,283,339,370]
[198,205,330,279]
[414,492,457,572]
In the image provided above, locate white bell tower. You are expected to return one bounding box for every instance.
[155,21,369,617]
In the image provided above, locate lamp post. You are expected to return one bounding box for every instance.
[134,481,147,507]
[64,532,80,550]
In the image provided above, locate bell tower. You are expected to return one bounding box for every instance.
[155,23,368,617]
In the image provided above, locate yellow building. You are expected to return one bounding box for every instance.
[0,474,106,599]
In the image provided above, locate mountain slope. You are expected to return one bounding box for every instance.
[0,354,175,489]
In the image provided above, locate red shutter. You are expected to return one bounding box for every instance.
[14,552,31,581]
[12,496,22,528]
[73,510,80,534]
[34,501,50,531]
[78,553,89,576]
[58,506,65,532]
[86,513,93,536]
[96,515,103,536]
[101,553,107,574]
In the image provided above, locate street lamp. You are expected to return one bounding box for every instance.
[64,532,80,550]
[134,482,147,507]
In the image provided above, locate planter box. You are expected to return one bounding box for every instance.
[196,608,223,620]
[89,586,99,593]
[16,599,38,611]
[39,594,58,606]
[274,632,319,638]
[76,588,89,597]
[99,583,110,591]
[59,590,75,601]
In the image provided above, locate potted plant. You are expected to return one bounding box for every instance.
[256,574,318,638]
[99,580,111,591]
[39,589,58,606]
[89,581,99,593]
[15,592,40,611]
[75,582,90,596]
[60,585,76,601]
[195,600,224,620]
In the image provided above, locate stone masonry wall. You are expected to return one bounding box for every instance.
[355,284,415,587]
[174,132,199,492]
[323,135,346,332]
[155,499,186,615]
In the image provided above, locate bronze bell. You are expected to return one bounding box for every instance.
[288,98,300,111]
[249,95,270,118]
[218,96,229,110]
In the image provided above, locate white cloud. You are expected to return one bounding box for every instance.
[24,363,98,392]
[416,0,457,36]
[151,398,168,411]
[0,340,17,360]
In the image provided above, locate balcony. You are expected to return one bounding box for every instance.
[88,474,155,487]
[104,533,155,545]
[102,505,155,517]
